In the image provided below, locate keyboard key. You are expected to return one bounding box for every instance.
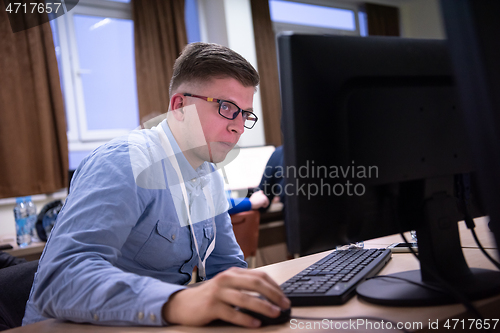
[292,289,313,294]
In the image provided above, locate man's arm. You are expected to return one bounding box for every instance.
[161,168,289,328]
[163,267,290,328]
[227,191,269,215]
[27,142,185,326]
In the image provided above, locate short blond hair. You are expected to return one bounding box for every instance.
[169,42,260,95]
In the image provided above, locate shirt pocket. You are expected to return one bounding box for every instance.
[134,220,191,271]
[199,224,215,260]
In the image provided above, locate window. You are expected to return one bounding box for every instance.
[51,0,137,169]
[72,15,138,136]
[51,0,202,169]
[269,0,361,36]
[358,9,368,37]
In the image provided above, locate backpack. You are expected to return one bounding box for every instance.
[35,200,63,242]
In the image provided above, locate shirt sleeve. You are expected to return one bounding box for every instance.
[27,141,185,326]
[258,146,285,211]
[227,197,252,215]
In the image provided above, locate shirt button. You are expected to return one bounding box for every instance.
[138,312,144,320]
[171,234,176,240]
[150,313,156,322]
[93,314,99,321]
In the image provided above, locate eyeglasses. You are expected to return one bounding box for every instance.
[183,93,258,129]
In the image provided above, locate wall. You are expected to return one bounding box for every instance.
[0,203,20,242]
[400,0,445,39]
[347,0,445,39]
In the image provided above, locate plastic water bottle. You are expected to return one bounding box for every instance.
[14,197,32,247]
[25,196,39,242]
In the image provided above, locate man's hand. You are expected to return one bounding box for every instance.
[249,190,269,210]
[162,267,290,328]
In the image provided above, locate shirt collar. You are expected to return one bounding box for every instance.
[160,119,210,188]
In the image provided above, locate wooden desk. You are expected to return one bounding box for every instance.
[2,241,45,262]
[6,219,499,333]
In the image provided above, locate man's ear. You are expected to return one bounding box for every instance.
[169,93,185,121]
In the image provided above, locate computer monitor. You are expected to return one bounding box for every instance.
[278,33,500,306]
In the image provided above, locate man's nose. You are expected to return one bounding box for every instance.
[228,112,245,134]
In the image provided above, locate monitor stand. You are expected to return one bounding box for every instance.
[357,192,500,306]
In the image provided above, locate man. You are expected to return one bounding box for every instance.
[227,189,269,215]
[23,43,290,328]
[259,145,285,210]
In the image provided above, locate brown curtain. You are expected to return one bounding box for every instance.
[250,0,282,147]
[365,3,401,37]
[132,0,188,124]
[0,10,68,199]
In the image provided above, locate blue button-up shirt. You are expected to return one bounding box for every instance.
[23,120,247,326]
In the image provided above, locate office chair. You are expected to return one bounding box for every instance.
[230,210,260,268]
[0,260,38,331]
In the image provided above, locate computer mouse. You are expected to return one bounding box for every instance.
[238,296,291,326]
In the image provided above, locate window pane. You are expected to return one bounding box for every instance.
[269,0,355,31]
[69,150,92,170]
[359,11,368,36]
[185,0,201,43]
[73,15,139,131]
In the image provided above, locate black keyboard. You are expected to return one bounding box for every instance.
[281,248,392,306]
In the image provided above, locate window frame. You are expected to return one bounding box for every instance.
[269,0,361,37]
